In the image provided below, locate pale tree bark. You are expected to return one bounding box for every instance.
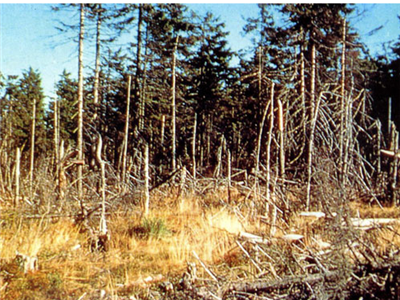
[161,114,166,147]
[306,42,317,210]
[214,135,225,178]
[388,97,392,136]
[96,134,107,236]
[266,83,275,204]
[310,43,316,120]
[92,6,102,121]
[300,28,306,132]
[171,35,179,171]
[376,120,382,175]
[29,98,36,195]
[339,19,347,186]
[192,112,197,179]
[278,99,285,178]
[306,93,323,210]
[255,47,266,182]
[390,122,398,207]
[136,4,144,132]
[144,143,150,216]
[54,99,59,177]
[15,147,20,207]
[258,46,262,104]
[77,3,85,201]
[122,76,132,183]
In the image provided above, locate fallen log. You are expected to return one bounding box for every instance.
[380,149,400,158]
[350,218,399,230]
[225,271,339,295]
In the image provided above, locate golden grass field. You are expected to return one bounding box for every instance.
[1,188,400,299]
[0,190,253,299]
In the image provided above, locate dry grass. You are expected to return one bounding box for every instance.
[0,193,248,299]
[3,187,400,299]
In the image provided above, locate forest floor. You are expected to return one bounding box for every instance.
[1,186,400,299]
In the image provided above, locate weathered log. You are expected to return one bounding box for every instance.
[225,271,339,295]
[350,218,399,230]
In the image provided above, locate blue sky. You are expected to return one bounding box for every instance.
[1,3,400,101]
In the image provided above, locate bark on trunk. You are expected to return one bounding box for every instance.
[77,3,85,201]
[171,35,179,171]
[122,76,132,183]
[29,98,36,195]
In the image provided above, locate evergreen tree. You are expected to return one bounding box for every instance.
[5,68,46,155]
[187,12,234,171]
[50,70,78,146]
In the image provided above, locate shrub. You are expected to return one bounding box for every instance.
[130,217,171,240]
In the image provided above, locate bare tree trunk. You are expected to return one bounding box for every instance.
[339,19,347,186]
[278,99,285,178]
[388,97,392,135]
[178,165,186,206]
[136,4,143,132]
[122,76,132,183]
[93,6,102,121]
[54,99,59,179]
[300,28,306,133]
[159,114,165,175]
[144,143,150,216]
[29,98,36,195]
[214,135,224,178]
[161,114,166,147]
[15,147,20,207]
[310,43,316,120]
[255,79,271,203]
[171,35,179,171]
[376,120,382,175]
[306,93,323,210]
[77,3,85,201]
[96,134,107,236]
[390,122,399,207]
[306,42,317,210]
[266,83,275,204]
[192,112,197,179]
[258,46,262,105]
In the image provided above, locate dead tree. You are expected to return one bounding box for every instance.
[29,98,36,195]
[171,35,179,171]
[14,147,20,207]
[77,3,85,201]
[121,75,132,184]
